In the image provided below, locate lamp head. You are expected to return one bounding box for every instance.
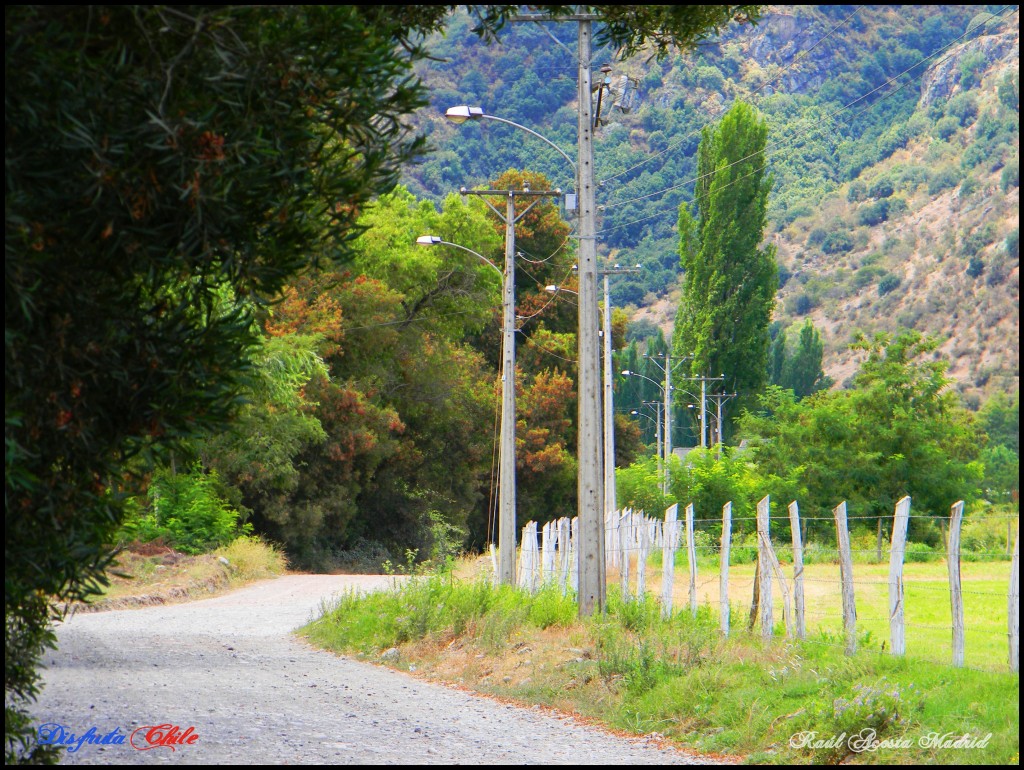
[445,106,483,125]
[416,235,442,246]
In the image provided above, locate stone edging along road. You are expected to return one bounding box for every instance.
[31,575,724,765]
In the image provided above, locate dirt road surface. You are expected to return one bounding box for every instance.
[31,575,721,765]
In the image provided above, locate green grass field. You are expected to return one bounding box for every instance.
[631,559,1015,673]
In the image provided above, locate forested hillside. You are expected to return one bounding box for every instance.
[402,5,1019,404]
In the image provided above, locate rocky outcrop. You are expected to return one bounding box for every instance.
[918,30,1019,107]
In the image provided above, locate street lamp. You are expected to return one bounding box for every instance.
[417,234,517,585]
[445,107,577,175]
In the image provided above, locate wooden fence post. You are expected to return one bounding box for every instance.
[619,510,631,602]
[720,501,732,636]
[686,503,698,617]
[789,501,806,640]
[757,496,773,639]
[661,504,678,618]
[948,501,965,667]
[888,496,911,656]
[570,517,579,594]
[1010,520,1019,674]
[542,521,554,586]
[636,513,650,599]
[558,518,571,595]
[765,533,794,638]
[834,501,857,655]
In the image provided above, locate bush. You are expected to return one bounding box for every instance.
[1000,159,1019,192]
[903,542,938,562]
[119,465,250,554]
[869,177,894,198]
[878,273,902,296]
[966,257,984,278]
[822,231,854,254]
[934,116,961,140]
[858,199,889,226]
[927,166,961,195]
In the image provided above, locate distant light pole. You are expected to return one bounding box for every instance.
[643,353,690,491]
[622,369,670,494]
[679,374,727,449]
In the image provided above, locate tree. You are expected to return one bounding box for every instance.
[739,332,984,540]
[673,101,777,435]
[770,320,834,399]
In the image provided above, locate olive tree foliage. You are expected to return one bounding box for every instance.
[5,5,762,761]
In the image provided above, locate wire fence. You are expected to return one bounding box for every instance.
[499,496,1020,675]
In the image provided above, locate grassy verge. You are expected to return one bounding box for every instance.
[301,566,1019,765]
[79,535,287,611]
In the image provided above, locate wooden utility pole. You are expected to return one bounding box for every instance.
[461,186,559,586]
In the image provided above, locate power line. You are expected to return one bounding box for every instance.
[597,5,865,187]
[595,6,1018,234]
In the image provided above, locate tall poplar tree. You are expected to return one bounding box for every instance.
[673,101,777,431]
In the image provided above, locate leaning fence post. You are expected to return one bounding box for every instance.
[834,501,857,655]
[720,501,732,636]
[756,496,773,639]
[888,496,911,656]
[789,501,806,640]
[1010,520,1019,674]
[686,503,698,617]
[948,501,965,667]
[661,503,679,618]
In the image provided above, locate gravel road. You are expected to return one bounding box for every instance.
[30,575,721,765]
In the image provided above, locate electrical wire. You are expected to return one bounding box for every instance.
[597,5,865,186]
[595,6,1019,235]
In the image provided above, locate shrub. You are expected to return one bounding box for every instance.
[869,177,894,198]
[966,257,985,278]
[927,166,961,195]
[858,199,889,226]
[822,231,854,254]
[1006,228,1019,258]
[878,273,901,296]
[119,465,249,554]
[903,541,938,562]
[934,116,960,140]
[1000,159,1018,192]
[847,181,867,202]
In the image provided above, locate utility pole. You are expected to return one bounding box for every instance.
[461,186,560,586]
[708,392,738,453]
[680,374,725,448]
[601,265,639,521]
[644,353,688,493]
[576,15,604,617]
[509,9,603,616]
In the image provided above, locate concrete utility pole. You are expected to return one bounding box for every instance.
[575,16,604,617]
[680,374,725,448]
[708,391,737,453]
[461,186,560,586]
[601,265,639,522]
[644,353,689,492]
